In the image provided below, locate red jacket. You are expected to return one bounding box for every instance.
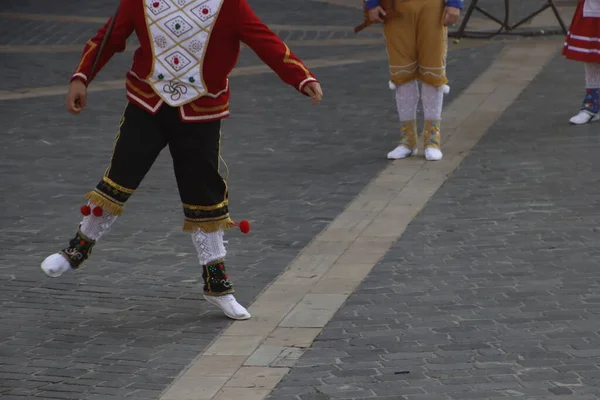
[72,0,318,122]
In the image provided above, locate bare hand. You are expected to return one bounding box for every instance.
[304,81,323,105]
[442,6,460,26]
[66,79,88,115]
[368,6,386,23]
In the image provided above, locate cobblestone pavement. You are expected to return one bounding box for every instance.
[266,50,600,399]
[0,1,510,399]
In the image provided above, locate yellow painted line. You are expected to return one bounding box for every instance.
[0,12,354,31]
[0,45,84,53]
[309,0,363,9]
[0,36,384,54]
[0,12,108,24]
[0,52,388,101]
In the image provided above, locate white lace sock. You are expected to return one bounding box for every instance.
[421,83,444,120]
[395,80,419,121]
[191,229,250,321]
[192,229,226,265]
[80,202,119,241]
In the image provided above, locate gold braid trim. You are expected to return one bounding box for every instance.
[189,102,230,112]
[283,44,311,79]
[103,176,135,194]
[75,41,98,77]
[183,200,228,211]
[183,216,235,233]
[85,190,125,216]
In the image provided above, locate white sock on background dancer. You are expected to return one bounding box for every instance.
[191,229,250,320]
[80,203,118,241]
[421,83,444,120]
[41,202,118,277]
[395,80,419,121]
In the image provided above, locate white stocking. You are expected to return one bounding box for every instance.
[80,202,118,241]
[191,229,226,265]
[421,83,444,120]
[585,63,600,88]
[395,80,419,121]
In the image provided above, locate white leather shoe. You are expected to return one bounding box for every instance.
[570,110,599,125]
[387,145,417,160]
[204,294,251,320]
[41,253,72,277]
[424,147,443,161]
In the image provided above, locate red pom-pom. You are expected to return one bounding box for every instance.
[92,207,103,217]
[238,220,250,234]
[80,205,91,216]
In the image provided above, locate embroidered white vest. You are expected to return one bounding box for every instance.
[144,0,225,107]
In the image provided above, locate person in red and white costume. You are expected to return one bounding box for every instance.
[563,0,600,124]
[41,0,323,321]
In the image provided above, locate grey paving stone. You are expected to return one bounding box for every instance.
[2,1,503,399]
[268,40,600,400]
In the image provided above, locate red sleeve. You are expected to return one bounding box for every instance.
[71,0,135,85]
[237,0,318,94]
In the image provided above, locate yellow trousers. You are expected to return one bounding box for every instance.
[384,0,448,87]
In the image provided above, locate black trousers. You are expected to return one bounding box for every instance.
[86,102,232,232]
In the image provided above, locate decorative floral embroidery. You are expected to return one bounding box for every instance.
[202,261,233,295]
[164,51,191,71]
[60,231,95,269]
[148,0,170,15]
[155,35,168,49]
[423,120,441,149]
[145,0,225,106]
[164,15,193,37]
[582,88,600,114]
[189,40,203,54]
[398,120,417,149]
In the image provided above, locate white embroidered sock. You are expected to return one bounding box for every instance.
[192,229,227,265]
[80,202,118,241]
[585,62,600,88]
[421,83,444,120]
[395,80,419,121]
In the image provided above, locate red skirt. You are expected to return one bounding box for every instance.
[563,1,600,63]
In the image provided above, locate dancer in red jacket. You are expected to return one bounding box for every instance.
[41,0,323,321]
